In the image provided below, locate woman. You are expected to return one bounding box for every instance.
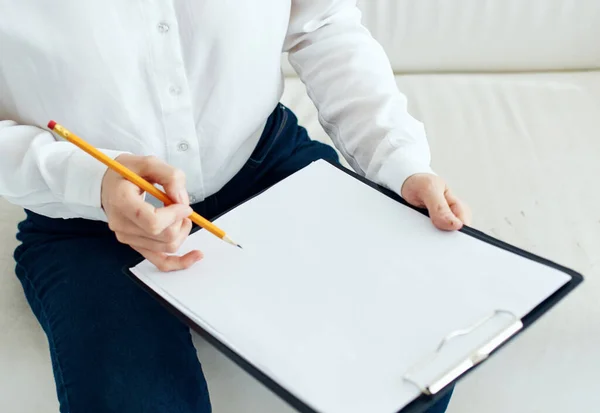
[0,1,469,412]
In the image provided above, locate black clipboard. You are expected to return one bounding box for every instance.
[123,160,583,413]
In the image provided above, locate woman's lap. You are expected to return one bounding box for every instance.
[12,104,452,413]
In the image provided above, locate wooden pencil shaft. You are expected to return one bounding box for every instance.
[49,122,225,239]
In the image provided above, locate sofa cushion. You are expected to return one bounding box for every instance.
[282,71,600,253]
[283,0,600,75]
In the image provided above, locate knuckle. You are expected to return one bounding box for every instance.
[164,226,178,241]
[108,219,125,233]
[422,179,438,194]
[155,262,169,272]
[171,168,185,182]
[116,153,135,164]
[148,224,162,236]
[117,177,132,188]
[116,182,132,199]
[165,241,180,253]
[143,218,160,235]
[142,155,159,169]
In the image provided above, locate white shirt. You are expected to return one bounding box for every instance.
[0,0,433,221]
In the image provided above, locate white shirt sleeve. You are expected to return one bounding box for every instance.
[0,120,126,221]
[286,0,435,193]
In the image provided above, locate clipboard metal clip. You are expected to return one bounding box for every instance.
[403,309,523,396]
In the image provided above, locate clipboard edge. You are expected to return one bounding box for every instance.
[124,271,320,413]
[121,158,583,413]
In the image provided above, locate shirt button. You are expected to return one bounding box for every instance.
[157,22,170,33]
[190,195,197,204]
[177,141,189,152]
[169,85,181,96]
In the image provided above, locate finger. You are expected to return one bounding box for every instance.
[107,206,142,235]
[446,190,472,226]
[117,233,169,252]
[117,234,181,253]
[119,188,192,235]
[137,248,203,272]
[132,156,189,205]
[142,204,193,236]
[149,217,192,244]
[422,187,463,231]
[123,218,193,252]
[116,213,191,239]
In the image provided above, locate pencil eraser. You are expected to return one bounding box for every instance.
[47,120,56,130]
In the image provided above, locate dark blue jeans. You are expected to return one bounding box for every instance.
[14,104,452,413]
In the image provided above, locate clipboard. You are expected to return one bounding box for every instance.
[123,160,583,413]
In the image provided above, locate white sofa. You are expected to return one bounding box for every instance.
[1,1,599,412]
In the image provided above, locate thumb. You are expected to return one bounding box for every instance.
[133,156,189,205]
[421,188,462,231]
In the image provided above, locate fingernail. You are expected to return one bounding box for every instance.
[446,216,459,228]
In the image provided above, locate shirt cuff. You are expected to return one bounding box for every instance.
[63,148,128,220]
[374,148,436,195]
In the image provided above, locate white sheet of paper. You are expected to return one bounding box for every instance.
[130,160,571,413]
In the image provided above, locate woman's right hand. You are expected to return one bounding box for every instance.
[101,154,203,271]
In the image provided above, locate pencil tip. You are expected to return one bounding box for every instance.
[223,236,242,249]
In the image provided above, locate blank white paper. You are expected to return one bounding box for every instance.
[130,160,571,413]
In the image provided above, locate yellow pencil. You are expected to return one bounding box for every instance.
[47,120,241,248]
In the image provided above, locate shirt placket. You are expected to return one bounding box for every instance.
[149,4,204,204]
